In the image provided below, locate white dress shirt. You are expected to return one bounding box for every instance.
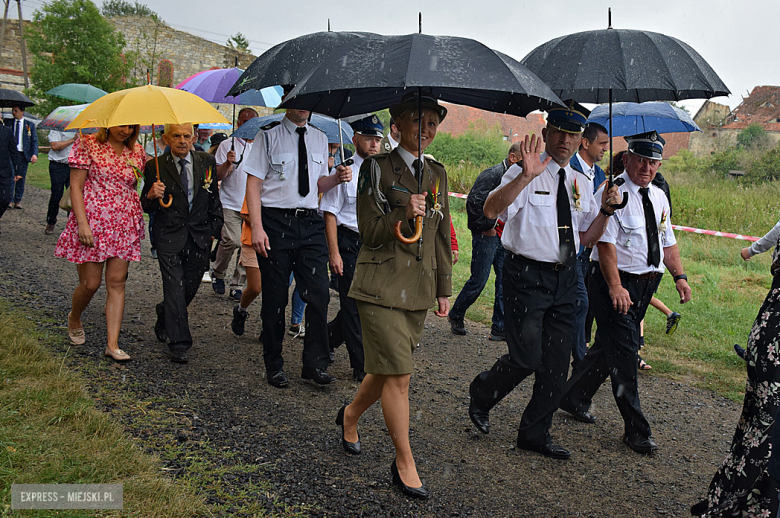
[215,137,252,212]
[319,153,364,233]
[15,118,24,152]
[496,152,599,263]
[591,173,676,274]
[244,116,329,210]
[574,152,596,182]
[48,130,77,163]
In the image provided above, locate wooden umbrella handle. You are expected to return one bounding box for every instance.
[393,216,423,244]
[152,124,173,208]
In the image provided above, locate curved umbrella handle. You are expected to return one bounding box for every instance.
[608,191,629,210]
[393,216,423,244]
[159,195,173,208]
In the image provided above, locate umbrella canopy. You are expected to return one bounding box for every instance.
[231,113,353,143]
[45,83,108,103]
[228,31,378,96]
[587,102,701,136]
[40,103,93,131]
[521,28,730,103]
[65,84,229,130]
[280,32,563,118]
[0,88,34,109]
[175,67,283,106]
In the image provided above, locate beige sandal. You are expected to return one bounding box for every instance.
[67,312,85,345]
[105,348,131,361]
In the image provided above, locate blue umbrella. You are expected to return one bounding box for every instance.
[231,113,353,143]
[587,102,701,136]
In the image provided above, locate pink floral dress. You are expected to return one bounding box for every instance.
[55,135,146,263]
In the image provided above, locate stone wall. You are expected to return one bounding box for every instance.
[0,16,273,124]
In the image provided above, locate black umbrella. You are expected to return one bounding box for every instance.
[280,32,563,244]
[0,88,34,109]
[280,33,563,119]
[227,31,379,95]
[521,13,730,207]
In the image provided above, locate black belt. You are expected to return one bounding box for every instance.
[592,261,662,281]
[511,253,572,271]
[264,207,318,218]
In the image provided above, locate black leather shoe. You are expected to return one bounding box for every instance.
[391,459,429,500]
[623,433,658,454]
[448,315,466,335]
[335,405,361,455]
[267,370,289,388]
[154,304,167,343]
[516,439,571,460]
[352,368,366,382]
[301,367,336,385]
[559,401,596,424]
[167,346,188,364]
[469,399,489,434]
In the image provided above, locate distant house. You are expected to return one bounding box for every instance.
[690,86,780,156]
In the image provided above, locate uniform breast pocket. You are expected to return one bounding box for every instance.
[311,153,324,171]
[528,193,555,227]
[621,215,645,264]
[271,153,295,177]
[386,187,411,212]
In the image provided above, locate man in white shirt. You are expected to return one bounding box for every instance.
[212,107,258,300]
[45,129,77,234]
[379,117,400,153]
[559,131,691,454]
[468,102,621,460]
[244,104,351,388]
[321,114,383,382]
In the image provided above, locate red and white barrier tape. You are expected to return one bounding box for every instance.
[448,192,760,242]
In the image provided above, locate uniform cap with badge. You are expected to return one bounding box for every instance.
[389,92,448,122]
[624,130,665,160]
[350,114,384,137]
[546,100,590,134]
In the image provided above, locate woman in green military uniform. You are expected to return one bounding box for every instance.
[335,93,452,500]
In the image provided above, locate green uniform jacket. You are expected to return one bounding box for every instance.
[348,148,452,311]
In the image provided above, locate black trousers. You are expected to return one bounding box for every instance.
[257,207,330,373]
[327,226,365,371]
[157,234,209,348]
[0,173,12,219]
[470,253,577,446]
[562,264,661,438]
[47,161,70,225]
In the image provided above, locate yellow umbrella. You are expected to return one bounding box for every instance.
[66,85,230,207]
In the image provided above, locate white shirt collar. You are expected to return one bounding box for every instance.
[396,145,420,173]
[388,134,399,149]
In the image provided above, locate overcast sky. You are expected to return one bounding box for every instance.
[16,0,780,114]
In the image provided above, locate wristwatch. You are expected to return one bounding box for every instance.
[673,274,688,282]
[599,207,614,217]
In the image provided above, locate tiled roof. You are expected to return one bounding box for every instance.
[437,103,546,142]
[723,85,780,129]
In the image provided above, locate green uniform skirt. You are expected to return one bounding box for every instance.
[356,300,427,375]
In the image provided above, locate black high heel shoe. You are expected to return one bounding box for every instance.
[335,405,361,455]
[390,459,430,500]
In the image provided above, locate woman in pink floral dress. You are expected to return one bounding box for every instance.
[55,125,146,361]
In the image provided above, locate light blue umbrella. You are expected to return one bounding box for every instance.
[587,102,701,136]
[231,113,353,143]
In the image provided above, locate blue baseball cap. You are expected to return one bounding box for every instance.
[625,130,666,160]
[350,114,384,138]
[547,100,590,134]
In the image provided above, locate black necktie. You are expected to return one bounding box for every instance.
[557,168,575,265]
[14,120,19,141]
[412,159,421,180]
[295,126,309,197]
[179,157,190,208]
[639,187,661,267]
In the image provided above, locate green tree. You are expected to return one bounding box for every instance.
[227,32,251,53]
[101,0,162,22]
[25,0,130,116]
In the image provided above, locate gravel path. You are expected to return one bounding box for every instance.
[0,185,742,517]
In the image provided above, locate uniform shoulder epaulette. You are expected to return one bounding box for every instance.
[423,155,444,168]
[260,120,282,131]
[308,124,326,135]
[612,176,626,187]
